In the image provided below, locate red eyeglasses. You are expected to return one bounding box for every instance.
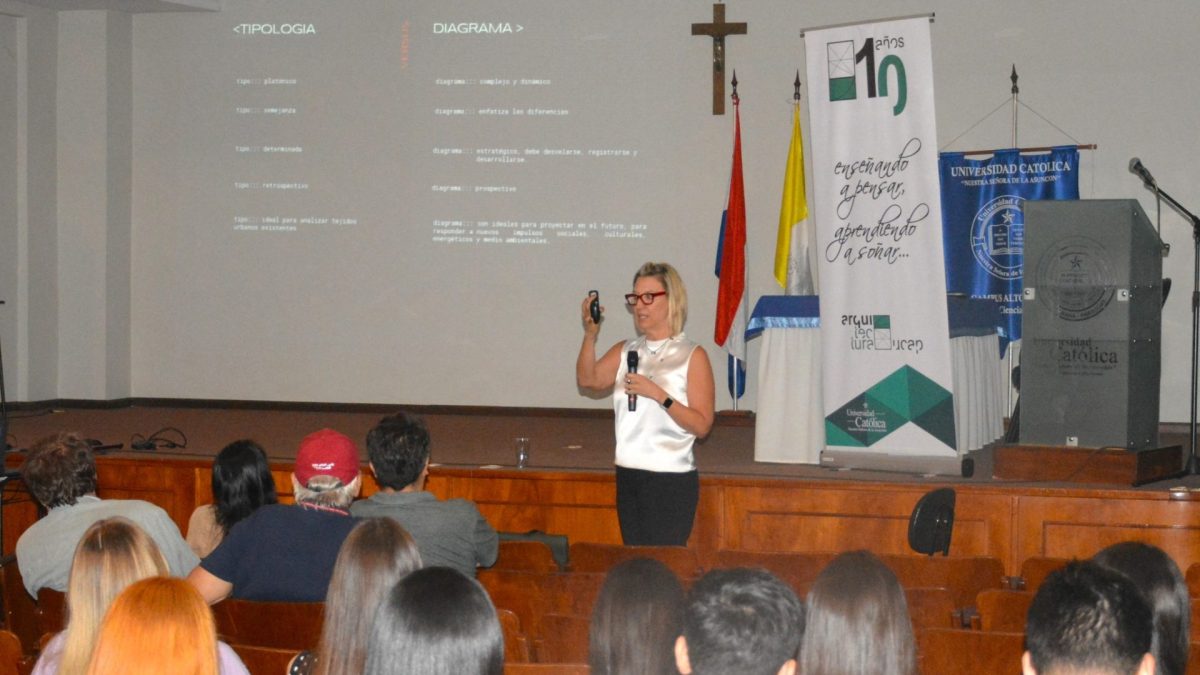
[624,291,667,306]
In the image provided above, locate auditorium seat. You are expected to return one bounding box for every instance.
[1189,642,1200,675]
[975,589,1034,632]
[477,570,555,642]
[504,664,589,675]
[1019,556,1071,592]
[498,608,532,664]
[211,599,324,651]
[228,644,300,675]
[904,587,960,629]
[535,613,590,664]
[494,541,562,574]
[33,589,63,641]
[0,629,22,675]
[1187,562,1200,598]
[880,554,1005,608]
[538,573,605,619]
[916,628,1024,674]
[0,557,39,658]
[710,550,836,592]
[567,543,701,579]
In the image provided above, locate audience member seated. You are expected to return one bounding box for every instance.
[32,518,168,675]
[674,567,805,675]
[16,432,198,597]
[187,440,278,558]
[1092,542,1190,675]
[1023,561,1155,675]
[289,518,422,675]
[351,412,498,576]
[799,550,915,675]
[85,577,248,675]
[589,557,684,675]
[364,566,503,675]
[188,429,361,603]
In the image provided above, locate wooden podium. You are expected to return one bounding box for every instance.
[993,444,1183,486]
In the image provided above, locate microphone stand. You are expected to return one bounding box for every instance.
[1142,182,1200,473]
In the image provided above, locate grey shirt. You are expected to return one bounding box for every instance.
[15,495,199,597]
[350,491,498,576]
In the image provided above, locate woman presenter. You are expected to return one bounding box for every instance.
[576,262,714,545]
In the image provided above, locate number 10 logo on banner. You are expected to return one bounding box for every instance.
[826,38,907,116]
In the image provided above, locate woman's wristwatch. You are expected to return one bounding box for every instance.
[661,396,674,410]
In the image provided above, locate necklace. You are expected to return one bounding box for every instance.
[645,337,670,356]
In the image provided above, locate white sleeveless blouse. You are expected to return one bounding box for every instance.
[612,333,699,473]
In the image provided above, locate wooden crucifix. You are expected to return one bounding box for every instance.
[691,3,747,115]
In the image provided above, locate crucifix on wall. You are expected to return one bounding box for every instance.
[691,3,747,115]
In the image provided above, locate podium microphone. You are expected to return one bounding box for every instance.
[1129,157,1156,189]
[626,350,639,411]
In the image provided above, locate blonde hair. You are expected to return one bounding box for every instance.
[633,262,688,336]
[58,518,169,675]
[85,577,219,675]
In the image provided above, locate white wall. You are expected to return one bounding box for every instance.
[3,1,1200,418]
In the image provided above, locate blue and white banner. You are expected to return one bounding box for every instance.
[939,147,1080,352]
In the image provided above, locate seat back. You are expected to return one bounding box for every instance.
[0,557,38,657]
[212,599,324,651]
[1019,557,1071,592]
[916,628,1024,675]
[493,540,562,574]
[33,589,64,640]
[711,550,836,595]
[881,555,1005,608]
[568,543,700,579]
[535,613,590,664]
[976,590,1034,633]
[498,608,531,664]
[503,664,590,675]
[904,587,959,630]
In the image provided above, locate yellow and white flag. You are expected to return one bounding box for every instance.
[774,103,813,294]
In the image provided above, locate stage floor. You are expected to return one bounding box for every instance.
[6,402,1198,491]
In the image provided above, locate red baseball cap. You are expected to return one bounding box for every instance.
[294,428,360,486]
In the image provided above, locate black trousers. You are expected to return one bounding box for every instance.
[615,466,699,546]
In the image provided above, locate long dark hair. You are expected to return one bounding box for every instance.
[364,567,503,675]
[316,518,422,675]
[211,440,277,534]
[589,558,684,675]
[1093,542,1190,675]
[800,550,916,675]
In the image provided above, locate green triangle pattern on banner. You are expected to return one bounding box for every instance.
[825,365,957,449]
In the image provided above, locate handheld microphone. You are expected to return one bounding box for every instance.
[1129,157,1156,189]
[626,350,639,411]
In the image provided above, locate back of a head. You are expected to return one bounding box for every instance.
[61,518,170,675]
[364,566,503,675]
[317,518,423,675]
[682,567,805,675]
[589,558,685,675]
[85,577,218,675]
[211,439,278,534]
[800,550,915,675]
[365,411,431,490]
[1092,542,1190,675]
[23,432,97,509]
[1026,561,1153,675]
[292,428,362,509]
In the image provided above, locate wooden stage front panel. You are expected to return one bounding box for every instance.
[6,454,1200,577]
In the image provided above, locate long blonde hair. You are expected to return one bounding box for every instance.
[58,518,169,675]
[85,577,219,675]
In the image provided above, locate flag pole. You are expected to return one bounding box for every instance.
[732,71,742,412]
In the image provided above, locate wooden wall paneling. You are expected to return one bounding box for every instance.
[1014,493,1200,571]
[95,457,203,532]
[432,471,623,545]
[717,482,1016,571]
